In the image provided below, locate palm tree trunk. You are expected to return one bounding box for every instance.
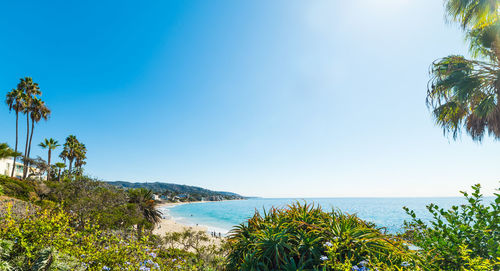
[58,168,61,182]
[23,114,30,179]
[26,119,35,178]
[47,149,51,181]
[69,159,73,172]
[27,120,34,158]
[11,111,19,177]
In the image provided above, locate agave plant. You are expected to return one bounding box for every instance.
[226,202,417,270]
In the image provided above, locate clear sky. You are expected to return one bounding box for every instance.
[0,0,498,197]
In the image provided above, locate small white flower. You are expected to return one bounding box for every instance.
[320,255,328,261]
[358,260,368,266]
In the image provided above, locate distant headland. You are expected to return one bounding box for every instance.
[106,181,246,202]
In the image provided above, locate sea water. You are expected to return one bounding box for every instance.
[159,197,494,235]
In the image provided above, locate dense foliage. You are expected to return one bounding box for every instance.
[2,174,499,271]
[226,203,417,271]
[0,175,158,232]
[0,176,224,270]
[0,206,223,270]
[404,184,499,270]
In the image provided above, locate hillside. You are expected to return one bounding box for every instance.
[106,181,245,202]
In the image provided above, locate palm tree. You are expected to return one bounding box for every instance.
[5,88,26,177]
[17,77,42,178]
[39,138,60,181]
[74,143,87,176]
[128,188,162,228]
[60,135,87,175]
[61,135,78,172]
[23,97,50,178]
[0,143,20,160]
[427,1,499,141]
[27,98,51,159]
[54,162,66,181]
[444,0,498,30]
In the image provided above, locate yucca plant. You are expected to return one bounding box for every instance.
[226,202,418,270]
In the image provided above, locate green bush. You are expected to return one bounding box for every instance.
[163,228,227,269]
[0,175,35,201]
[226,202,418,270]
[46,176,151,231]
[404,184,500,270]
[0,205,212,270]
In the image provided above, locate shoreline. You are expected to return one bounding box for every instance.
[153,201,208,235]
[156,198,246,208]
[153,200,236,237]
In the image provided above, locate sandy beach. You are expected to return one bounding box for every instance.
[152,201,224,250]
[152,201,210,235]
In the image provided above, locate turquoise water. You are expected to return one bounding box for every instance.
[160,197,492,235]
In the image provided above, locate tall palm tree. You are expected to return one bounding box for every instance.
[60,135,83,173]
[23,97,50,178]
[64,135,77,172]
[427,1,499,141]
[5,88,26,177]
[39,138,60,181]
[27,98,51,157]
[74,142,87,175]
[17,77,42,178]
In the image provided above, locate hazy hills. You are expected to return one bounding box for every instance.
[107,181,245,201]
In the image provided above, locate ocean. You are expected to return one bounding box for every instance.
[159,197,493,235]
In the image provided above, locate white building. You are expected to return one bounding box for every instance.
[0,158,25,178]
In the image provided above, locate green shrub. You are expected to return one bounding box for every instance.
[226,202,418,270]
[163,229,227,269]
[0,204,225,270]
[404,184,500,270]
[0,176,35,201]
[46,176,149,231]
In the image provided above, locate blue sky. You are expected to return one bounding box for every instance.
[0,0,498,197]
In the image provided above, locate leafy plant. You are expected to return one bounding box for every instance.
[404,184,500,270]
[458,244,499,271]
[0,143,20,160]
[0,175,36,201]
[427,0,500,141]
[226,202,417,270]
[128,188,162,231]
